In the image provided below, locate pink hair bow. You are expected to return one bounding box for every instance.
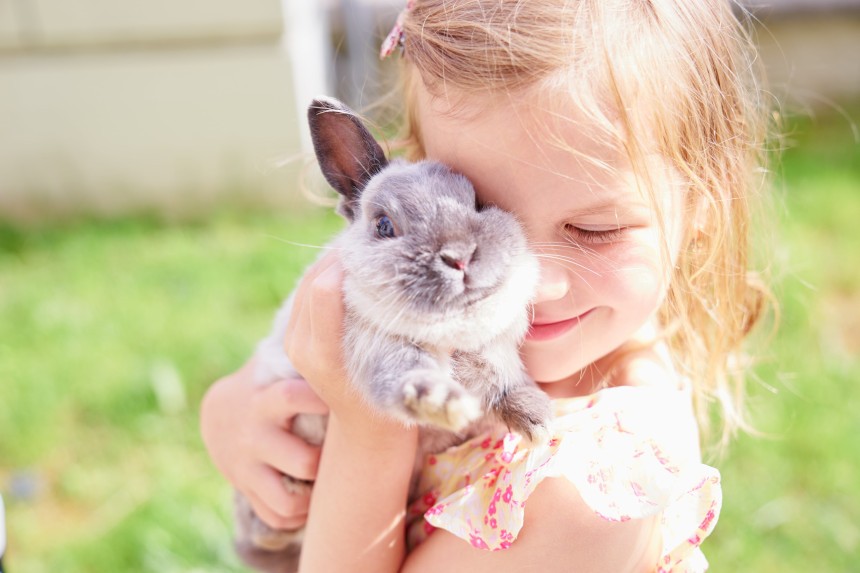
[379,0,415,59]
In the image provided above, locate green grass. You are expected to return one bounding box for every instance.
[0,210,344,572]
[708,108,860,570]
[1,107,859,572]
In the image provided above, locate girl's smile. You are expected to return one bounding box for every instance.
[526,308,595,342]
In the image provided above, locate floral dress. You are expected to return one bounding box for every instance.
[406,386,721,572]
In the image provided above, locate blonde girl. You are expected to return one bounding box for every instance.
[201,0,771,570]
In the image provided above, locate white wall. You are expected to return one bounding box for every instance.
[0,0,329,221]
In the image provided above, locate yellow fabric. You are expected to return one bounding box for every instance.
[406,386,720,572]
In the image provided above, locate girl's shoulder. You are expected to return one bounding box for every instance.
[603,342,702,463]
[407,358,718,571]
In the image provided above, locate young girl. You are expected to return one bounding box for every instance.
[201,0,771,570]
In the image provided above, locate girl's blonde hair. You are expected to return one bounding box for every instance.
[395,0,773,448]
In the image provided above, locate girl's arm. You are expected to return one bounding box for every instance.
[283,253,419,572]
[300,413,418,572]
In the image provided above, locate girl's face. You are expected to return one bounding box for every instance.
[415,86,687,397]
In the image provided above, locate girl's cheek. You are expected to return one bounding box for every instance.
[590,240,667,298]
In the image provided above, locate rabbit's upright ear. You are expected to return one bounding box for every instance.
[308,97,388,221]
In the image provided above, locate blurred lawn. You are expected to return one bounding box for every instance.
[1,107,858,572]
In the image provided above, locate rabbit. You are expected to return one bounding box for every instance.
[233,97,551,572]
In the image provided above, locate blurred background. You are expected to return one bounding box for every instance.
[1,0,858,571]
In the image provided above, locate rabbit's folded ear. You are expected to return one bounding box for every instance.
[308,97,388,221]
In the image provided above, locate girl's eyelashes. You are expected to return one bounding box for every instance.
[375,215,398,239]
[563,224,626,244]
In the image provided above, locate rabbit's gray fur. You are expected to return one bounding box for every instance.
[234,97,550,572]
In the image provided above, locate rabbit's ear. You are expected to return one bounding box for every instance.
[308,97,388,221]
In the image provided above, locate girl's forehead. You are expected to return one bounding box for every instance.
[414,82,681,219]
[416,80,628,167]
[419,87,621,178]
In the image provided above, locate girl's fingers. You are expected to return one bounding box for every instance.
[307,261,346,338]
[256,377,330,422]
[255,427,322,482]
[284,251,341,344]
[283,252,346,388]
[245,483,308,531]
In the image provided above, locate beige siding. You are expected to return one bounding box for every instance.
[0,1,312,222]
[0,0,283,50]
[755,16,860,106]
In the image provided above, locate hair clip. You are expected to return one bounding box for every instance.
[379,0,414,59]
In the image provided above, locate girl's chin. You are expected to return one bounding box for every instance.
[522,353,595,397]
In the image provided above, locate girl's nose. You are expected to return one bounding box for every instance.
[533,260,570,303]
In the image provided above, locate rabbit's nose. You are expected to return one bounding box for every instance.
[440,245,476,271]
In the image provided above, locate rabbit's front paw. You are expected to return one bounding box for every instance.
[402,369,483,431]
[495,384,553,445]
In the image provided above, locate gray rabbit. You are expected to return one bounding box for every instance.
[234,97,551,572]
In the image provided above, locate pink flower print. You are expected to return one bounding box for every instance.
[548,438,559,447]
[499,541,512,550]
[613,412,633,434]
[428,455,437,466]
[630,481,646,498]
[485,466,502,487]
[469,533,490,550]
[488,500,497,516]
[426,503,446,517]
[699,508,717,532]
[650,442,680,473]
[423,521,436,535]
[502,485,514,503]
[484,452,494,462]
[422,491,437,508]
[500,450,514,463]
[493,439,504,449]
[481,437,492,449]
[688,533,702,546]
[489,517,498,529]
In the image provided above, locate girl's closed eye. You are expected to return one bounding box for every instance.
[563,223,627,245]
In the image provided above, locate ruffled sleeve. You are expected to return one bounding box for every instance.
[405,386,721,572]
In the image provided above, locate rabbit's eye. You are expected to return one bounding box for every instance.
[375,215,397,239]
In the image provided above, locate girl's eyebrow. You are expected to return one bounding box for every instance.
[567,198,650,217]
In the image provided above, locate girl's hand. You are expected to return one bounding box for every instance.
[200,359,328,530]
[283,251,368,426]
[285,252,420,571]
